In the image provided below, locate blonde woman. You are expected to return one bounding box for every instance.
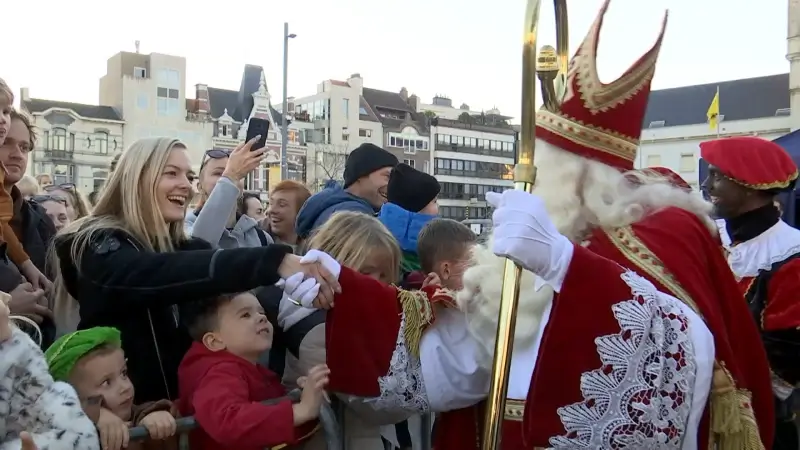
[43,183,90,221]
[50,137,338,405]
[279,211,429,450]
[16,175,40,199]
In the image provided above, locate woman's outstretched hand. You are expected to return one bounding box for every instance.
[278,253,341,309]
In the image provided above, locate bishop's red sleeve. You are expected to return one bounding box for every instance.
[325,266,449,397]
[191,362,297,448]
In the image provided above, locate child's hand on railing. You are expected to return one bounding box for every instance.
[138,410,177,441]
[293,364,331,425]
[97,407,130,450]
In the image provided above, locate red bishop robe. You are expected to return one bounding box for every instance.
[325,243,711,449]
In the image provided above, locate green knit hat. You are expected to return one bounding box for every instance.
[45,327,122,382]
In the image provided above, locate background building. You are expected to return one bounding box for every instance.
[21,88,125,194]
[430,112,516,221]
[98,47,214,169]
[638,74,791,189]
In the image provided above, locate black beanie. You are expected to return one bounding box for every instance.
[387,163,441,213]
[343,143,398,188]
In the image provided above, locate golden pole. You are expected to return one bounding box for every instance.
[480,1,569,449]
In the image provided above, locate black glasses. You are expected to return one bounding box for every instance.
[200,149,232,171]
[32,194,67,205]
[44,183,75,192]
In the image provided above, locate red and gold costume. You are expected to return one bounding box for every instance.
[318,2,772,449]
[701,136,800,449]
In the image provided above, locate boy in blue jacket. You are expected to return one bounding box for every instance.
[378,163,440,290]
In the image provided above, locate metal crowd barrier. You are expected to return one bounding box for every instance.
[128,389,343,450]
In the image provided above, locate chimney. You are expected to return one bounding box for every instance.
[408,94,419,111]
[19,87,30,103]
[287,96,295,114]
[135,40,141,54]
[195,84,209,114]
[399,87,408,101]
[347,73,363,94]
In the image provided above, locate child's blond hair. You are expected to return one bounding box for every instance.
[0,78,13,106]
[306,211,401,283]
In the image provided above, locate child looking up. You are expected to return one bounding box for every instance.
[178,291,328,450]
[377,163,440,290]
[45,327,178,450]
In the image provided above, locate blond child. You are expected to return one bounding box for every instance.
[45,328,178,450]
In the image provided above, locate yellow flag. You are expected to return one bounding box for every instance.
[707,87,720,131]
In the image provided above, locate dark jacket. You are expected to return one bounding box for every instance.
[177,342,317,450]
[295,184,375,239]
[10,191,57,272]
[54,228,293,403]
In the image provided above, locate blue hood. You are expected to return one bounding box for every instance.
[378,203,436,253]
[296,185,375,238]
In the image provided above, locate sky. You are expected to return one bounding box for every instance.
[1,0,789,121]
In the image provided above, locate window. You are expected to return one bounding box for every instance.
[133,67,147,78]
[423,160,430,174]
[342,98,350,119]
[52,164,74,185]
[434,158,514,181]
[156,70,180,117]
[679,153,695,173]
[646,154,662,166]
[388,132,428,153]
[358,129,372,138]
[358,106,368,115]
[52,128,67,150]
[403,159,416,169]
[157,69,180,89]
[94,132,109,154]
[137,94,149,109]
[221,125,229,137]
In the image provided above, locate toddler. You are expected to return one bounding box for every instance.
[178,291,327,450]
[45,327,178,450]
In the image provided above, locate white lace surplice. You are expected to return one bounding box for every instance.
[368,270,715,449]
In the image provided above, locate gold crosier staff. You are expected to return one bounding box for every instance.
[480,1,569,449]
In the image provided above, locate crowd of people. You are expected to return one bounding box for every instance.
[2,4,800,449]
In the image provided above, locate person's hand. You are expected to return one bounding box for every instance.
[0,291,11,342]
[7,283,49,324]
[139,410,177,440]
[20,432,37,450]
[486,191,574,289]
[277,272,320,308]
[278,253,341,308]
[97,407,130,450]
[222,136,267,182]
[422,272,441,288]
[19,260,52,291]
[299,250,343,309]
[297,364,330,419]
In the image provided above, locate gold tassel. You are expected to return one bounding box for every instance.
[710,362,765,450]
[398,289,435,358]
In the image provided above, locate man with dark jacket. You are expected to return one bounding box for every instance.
[295,143,398,239]
[0,109,57,346]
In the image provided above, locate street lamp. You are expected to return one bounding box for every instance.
[281,22,297,181]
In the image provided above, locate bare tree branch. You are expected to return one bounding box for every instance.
[310,144,349,189]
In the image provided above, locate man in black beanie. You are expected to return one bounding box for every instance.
[296,143,398,238]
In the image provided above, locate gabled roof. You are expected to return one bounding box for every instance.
[206,65,284,124]
[23,99,123,121]
[361,87,429,133]
[643,73,789,128]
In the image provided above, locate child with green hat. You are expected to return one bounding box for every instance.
[0,293,99,449]
[46,327,178,450]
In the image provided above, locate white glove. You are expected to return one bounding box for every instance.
[300,249,342,279]
[276,272,320,308]
[486,190,574,292]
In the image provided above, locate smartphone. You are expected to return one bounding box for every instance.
[246,118,270,151]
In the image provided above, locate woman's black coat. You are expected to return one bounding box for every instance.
[55,228,292,403]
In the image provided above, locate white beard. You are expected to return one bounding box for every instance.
[456,139,715,365]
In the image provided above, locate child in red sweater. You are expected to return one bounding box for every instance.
[178,291,328,450]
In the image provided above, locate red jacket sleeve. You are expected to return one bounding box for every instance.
[191,362,297,448]
[326,267,449,397]
[765,258,800,330]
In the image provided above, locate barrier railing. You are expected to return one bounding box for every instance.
[128,389,343,450]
